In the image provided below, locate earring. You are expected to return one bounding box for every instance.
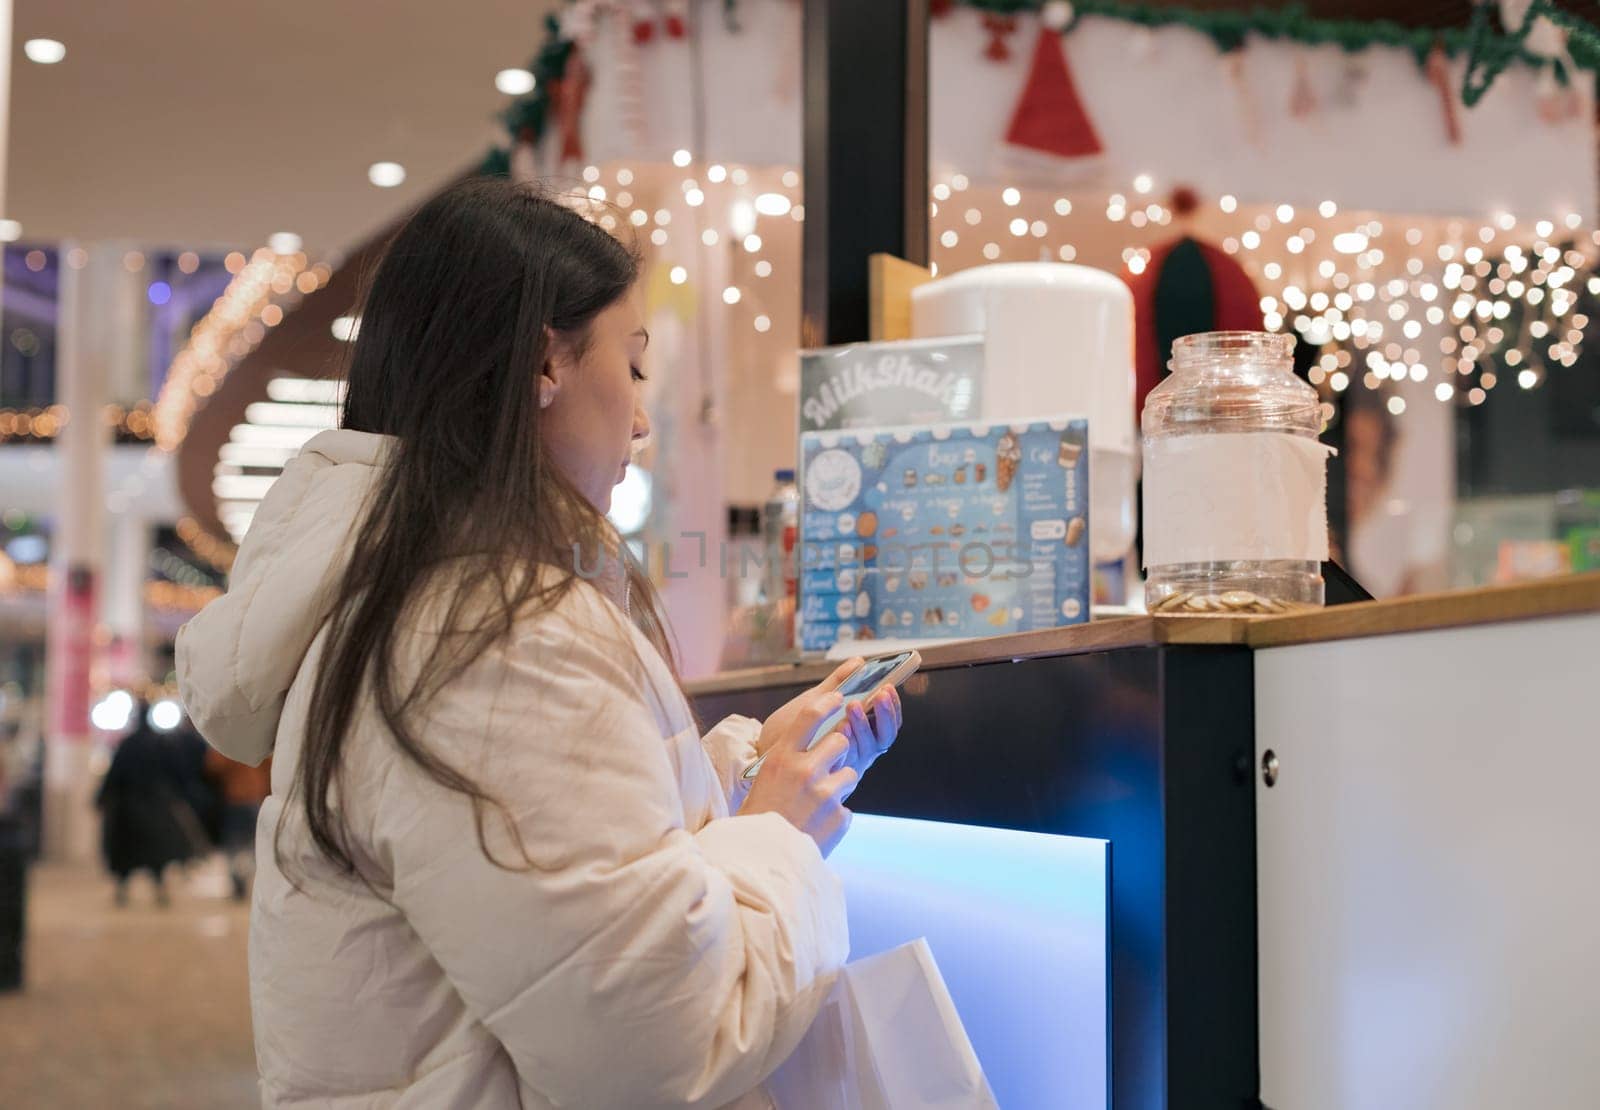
[539,381,554,409]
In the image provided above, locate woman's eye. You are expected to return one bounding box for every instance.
[631,367,648,382]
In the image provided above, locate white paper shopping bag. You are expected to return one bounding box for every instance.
[768,938,999,1109]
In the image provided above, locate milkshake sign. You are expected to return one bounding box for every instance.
[799,335,984,433]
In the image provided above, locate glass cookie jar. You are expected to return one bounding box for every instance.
[1141,331,1331,615]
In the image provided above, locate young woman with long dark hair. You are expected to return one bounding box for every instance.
[177,178,900,1108]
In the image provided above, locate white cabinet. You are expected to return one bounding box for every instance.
[1255,613,1600,1109]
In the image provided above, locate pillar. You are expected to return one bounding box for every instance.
[42,244,118,862]
[101,512,150,688]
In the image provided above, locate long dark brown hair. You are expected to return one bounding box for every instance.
[284,178,672,878]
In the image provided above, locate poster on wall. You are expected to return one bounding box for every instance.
[798,336,985,437]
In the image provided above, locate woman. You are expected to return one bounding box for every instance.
[95,700,205,907]
[177,178,900,1108]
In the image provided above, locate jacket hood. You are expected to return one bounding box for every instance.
[177,430,391,766]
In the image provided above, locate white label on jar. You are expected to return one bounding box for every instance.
[1142,432,1334,567]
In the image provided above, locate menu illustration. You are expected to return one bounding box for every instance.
[798,416,1090,652]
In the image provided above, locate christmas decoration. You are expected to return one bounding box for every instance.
[1500,0,1584,122]
[1223,50,1263,148]
[1536,65,1583,122]
[1004,27,1103,160]
[478,2,1600,176]
[664,0,689,39]
[1289,54,1318,118]
[1331,55,1370,110]
[1427,43,1464,145]
[981,12,1019,61]
[964,0,1599,87]
[547,45,592,164]
[618,7,649,149]
[1462,0,1600,106]
[481,15,575,175]
[558,2,597,44]
[1039,1,1074,32]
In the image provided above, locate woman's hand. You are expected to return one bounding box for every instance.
[739,690,857,857]
[837,685,902,785]
[754,658,864,757]
[754,656,904,791]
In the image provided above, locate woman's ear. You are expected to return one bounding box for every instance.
[541,325,569,409]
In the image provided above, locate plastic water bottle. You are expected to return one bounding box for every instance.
[761,469,800,607]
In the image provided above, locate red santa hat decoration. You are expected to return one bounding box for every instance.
[1003,3,1105,163]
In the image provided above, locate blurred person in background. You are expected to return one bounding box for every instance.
[204,747,270,901]
[1339,385,1444,598]
[94,699,207,906]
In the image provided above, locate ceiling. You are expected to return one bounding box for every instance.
[8,0,560,255]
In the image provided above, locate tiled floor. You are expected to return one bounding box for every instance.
[0,859,259,1109]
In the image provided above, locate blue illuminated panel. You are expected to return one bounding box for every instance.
[829,813,1108,1109]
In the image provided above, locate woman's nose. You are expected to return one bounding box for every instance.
[632,404,651,443]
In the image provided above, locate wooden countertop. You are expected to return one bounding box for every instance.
[686,572,1600,697]
[1241,569,1600,648]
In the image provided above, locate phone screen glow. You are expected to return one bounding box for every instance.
[837,656,906,699]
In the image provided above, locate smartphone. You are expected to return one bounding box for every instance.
[742,650,921,781]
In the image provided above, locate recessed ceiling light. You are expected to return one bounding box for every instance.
[367,161,406,188]
[495,68,536,96]
[331,316,361,342]
[268,231,302,255]
[24,39,66,65]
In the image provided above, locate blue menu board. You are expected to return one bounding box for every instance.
[798,417,1090,652]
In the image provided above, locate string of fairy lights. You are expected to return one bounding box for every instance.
[0,243,332,580]
[0,558,222,612]
[559,156,804,345]
[152,246,329,451]
[4,248,330,456]
[0,402,162,445]
[20,157,1584,565]
[922,172,1596,418]
[561,156,1593,426]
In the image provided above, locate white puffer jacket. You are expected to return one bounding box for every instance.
[176,430,848,1109]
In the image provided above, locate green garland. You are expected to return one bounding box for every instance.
[479,14,574,176]
[480,1,1600,174]
[1461,0,1600,104]
[963,1,1598,81]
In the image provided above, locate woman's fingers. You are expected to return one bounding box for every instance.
[845,701,872,758]
[784,692,843,752]
[819,765,860,804]
[868,689,899,753]
[817,657,865,693]
[807,729,851,772]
